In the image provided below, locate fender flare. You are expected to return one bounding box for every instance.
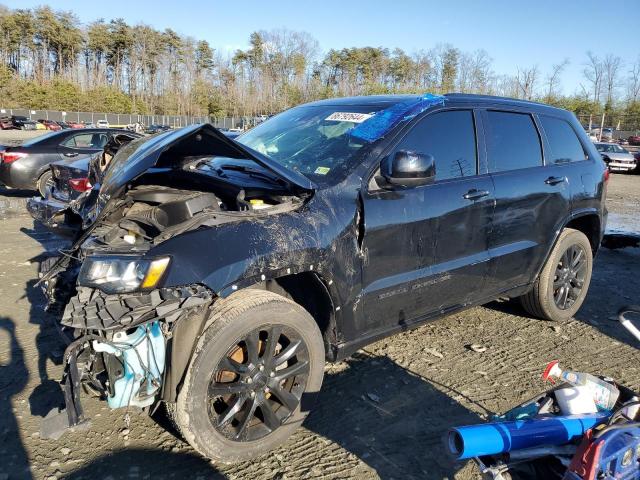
[532,208,601,283]
[162,268,339,402]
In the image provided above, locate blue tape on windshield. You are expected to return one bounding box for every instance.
[350,93,446,142]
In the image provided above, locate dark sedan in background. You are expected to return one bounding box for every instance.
[0,115,37,130]
[145,124,172,134]
[0,128,141,196]
[27,131,141,235]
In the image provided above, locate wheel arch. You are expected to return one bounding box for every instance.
[564,213,601,255]
[163,270,338,403]
[532,210,602,285]
[256,271,338,361]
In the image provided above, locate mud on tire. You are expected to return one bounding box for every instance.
[174,289,325,463]
[520,228,593,321]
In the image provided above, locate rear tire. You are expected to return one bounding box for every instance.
[174,290,325,463]
[520,228,593,321]
[37,169,53,197]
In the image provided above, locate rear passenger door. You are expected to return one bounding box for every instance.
[483,110,573,293]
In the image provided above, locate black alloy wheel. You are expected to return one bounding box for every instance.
[519,228,593,321]
[553,244,587,310]
[208,324,310,442]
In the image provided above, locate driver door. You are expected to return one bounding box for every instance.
[358,109,495,336]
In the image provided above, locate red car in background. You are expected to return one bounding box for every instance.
[628,135,640,146]
[0,116,13,129]
[66,121,85,129]
[37,119,62,131]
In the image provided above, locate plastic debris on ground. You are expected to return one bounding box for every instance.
[445,306,640,480]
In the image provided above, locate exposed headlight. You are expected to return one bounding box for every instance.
[79,256,170,294]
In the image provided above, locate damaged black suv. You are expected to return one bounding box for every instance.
[39,94,607,462]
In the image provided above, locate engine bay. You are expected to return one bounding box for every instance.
[82,177,305,252]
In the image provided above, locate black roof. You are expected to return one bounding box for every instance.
[304,94,421,108]
[303,93,561,113]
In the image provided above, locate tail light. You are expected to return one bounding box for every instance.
[603,167,610,183]
[0,152,28,163]
[68,177,92,192]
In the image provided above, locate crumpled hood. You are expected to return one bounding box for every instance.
[99,123,315,199]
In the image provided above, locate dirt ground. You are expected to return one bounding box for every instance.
[0,172,639,480]
[0,130,48,146]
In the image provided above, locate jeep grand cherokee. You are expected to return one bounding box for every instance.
[38,93,607,462]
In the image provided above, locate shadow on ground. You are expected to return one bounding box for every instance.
[485,244,640,349]
[0,317,32,479]
[0,186,34,198]
[18,221,70,418]
[63,449,226,479]
[55,351,480,479]
[305,351,480,478]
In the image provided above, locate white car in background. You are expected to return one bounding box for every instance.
[96,119,109,128]
[595,142,637,172]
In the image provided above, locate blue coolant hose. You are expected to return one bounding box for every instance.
[447,413,609,460]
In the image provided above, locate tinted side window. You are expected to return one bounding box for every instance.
[393,110,477,181]
[486,111,542,172]
[539,116,587,163]
[62,133,108,148]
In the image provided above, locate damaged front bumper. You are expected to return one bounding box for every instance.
[41,283,214,439]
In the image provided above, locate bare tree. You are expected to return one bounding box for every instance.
[626,57,640,103]
[457,49,492,94]
[516,65,539,100]
[544,59,569,102]
[583,51,604,103]
[602,53,622,106]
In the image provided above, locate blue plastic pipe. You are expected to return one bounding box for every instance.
[447,413,609,460]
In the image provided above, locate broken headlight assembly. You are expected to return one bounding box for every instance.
[78,255,170,294]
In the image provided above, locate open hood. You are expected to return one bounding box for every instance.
[99,123,316,198]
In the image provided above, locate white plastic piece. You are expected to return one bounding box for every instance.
[544,360,620,411]
[555,386,599,415]
[622,396,640,420]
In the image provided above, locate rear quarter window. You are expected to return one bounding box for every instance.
[485,111,543,172]
[539,116,587,163]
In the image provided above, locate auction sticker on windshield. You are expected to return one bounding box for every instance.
[314,166,330,175]
[325,112,374,123]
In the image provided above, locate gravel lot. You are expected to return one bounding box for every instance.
[0,158,638,478]
[0,129,48,146]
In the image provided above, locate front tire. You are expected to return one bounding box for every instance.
[174,290,325,463]
[520,228,593,321]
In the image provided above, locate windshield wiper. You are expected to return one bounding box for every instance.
[217,163,287,186]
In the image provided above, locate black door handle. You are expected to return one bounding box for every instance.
[463,189,490,200]
[545,176,566,185]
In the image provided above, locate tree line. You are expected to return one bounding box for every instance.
[1,5,639,127]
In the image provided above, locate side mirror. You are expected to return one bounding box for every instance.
[380,150,436,187]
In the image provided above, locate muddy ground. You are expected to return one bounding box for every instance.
[0,172,639,480]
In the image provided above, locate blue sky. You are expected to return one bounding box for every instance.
[6,0,639,95]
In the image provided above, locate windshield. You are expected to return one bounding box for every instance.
[596,143,627,153]
[236,104,388,184]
